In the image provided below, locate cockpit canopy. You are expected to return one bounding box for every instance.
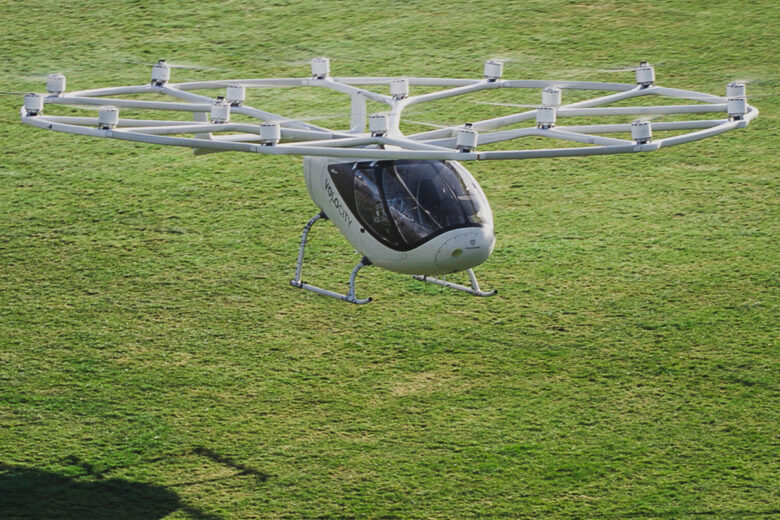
[328,160,491,251]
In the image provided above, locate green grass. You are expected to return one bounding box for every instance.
[1,1,778,518]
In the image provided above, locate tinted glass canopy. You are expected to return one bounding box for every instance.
[328,160,490,251]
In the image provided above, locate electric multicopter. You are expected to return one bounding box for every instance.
[20,59,758,303]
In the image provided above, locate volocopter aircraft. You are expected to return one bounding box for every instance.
[21,58,758,303]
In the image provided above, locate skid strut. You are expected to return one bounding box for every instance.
[412,269,497,297]
[290,212,372,304]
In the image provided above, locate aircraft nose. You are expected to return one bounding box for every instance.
[434,227,495,273]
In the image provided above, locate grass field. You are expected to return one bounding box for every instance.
[1,1,778,518]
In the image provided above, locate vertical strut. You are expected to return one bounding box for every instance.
[292,211,326,287]
[347,258,372,302]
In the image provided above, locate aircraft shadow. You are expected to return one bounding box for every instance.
[0,460,220,520]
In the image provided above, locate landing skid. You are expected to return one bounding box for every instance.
[290,213,496,304]
[412,269,497,297]
[290,212,372,304]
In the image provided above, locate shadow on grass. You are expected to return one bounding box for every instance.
[188,446,269,483]
[0,460,220,520]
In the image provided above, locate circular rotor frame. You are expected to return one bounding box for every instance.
[20,60,758,161]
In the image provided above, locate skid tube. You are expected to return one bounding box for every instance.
[412,269,497,297]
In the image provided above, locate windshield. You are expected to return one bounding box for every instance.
[328,160,489,251]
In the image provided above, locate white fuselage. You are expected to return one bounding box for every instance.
[304,156,495,276]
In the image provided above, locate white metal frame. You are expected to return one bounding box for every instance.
[289,212,373,305]
[20,60,758,162]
